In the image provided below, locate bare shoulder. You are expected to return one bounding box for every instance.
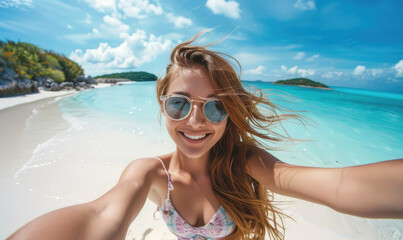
[246,147,281,172]
[119,157,164,183]
[246,147,289,191]
[119,155,172,204]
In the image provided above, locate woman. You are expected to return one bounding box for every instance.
[9,31,403,240]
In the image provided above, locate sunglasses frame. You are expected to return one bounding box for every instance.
[159,94,228,123]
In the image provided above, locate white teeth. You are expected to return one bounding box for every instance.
[183,133,207,140]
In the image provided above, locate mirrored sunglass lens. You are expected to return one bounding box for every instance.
[165,97,191,120]
[204,100,227,122]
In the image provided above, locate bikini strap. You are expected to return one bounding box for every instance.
[154,157,174,199]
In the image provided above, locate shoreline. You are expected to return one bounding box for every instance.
[0,83,116,111]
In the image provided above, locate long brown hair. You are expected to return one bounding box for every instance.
[156,30,304,240]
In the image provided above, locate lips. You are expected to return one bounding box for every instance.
[183,133,206,140]
[179,131,211,142]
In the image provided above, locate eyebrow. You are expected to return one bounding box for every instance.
[171,91,218,99]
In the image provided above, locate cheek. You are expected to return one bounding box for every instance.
[164,118,179,138]
[214,120,228,139]
[164,117,173,130]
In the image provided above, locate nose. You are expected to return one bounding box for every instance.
[186,104,205,128]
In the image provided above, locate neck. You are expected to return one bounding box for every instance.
[170,149,210,177]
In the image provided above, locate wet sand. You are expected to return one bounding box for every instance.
[0,96,73,238]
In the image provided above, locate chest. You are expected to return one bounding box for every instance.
[152,172,221,227]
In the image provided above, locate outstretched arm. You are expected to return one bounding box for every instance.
[8,158,159,240]
[247,150,403,219]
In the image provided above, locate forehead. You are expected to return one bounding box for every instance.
[166,67,216,98]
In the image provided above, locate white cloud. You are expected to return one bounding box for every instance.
[118,0,163,19]
[322,72,343,78]
[353,65,366,76]
[294,0,316,10]
[65,13,132,44]
[297,68,315,77]
[103,15,130,34]
[371,69,383,77]
[287,66,298,75]
[293,52,319,61]
[67,24,73,29]
[307,54,319,61]
[206,0,240,19]
[349,65,389,79]
[392,60,403,77]
[0,0,32,8]
[132,33,171,63]
[84,0,116,13]
[293,52,305,60]
[167,13,192,28]
[83,0,163,18]
[69,29,172,75]
[281,65,315,77]
[245,65,266,75]
[281,65,287,72]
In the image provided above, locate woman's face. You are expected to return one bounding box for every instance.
[162,67,227,159]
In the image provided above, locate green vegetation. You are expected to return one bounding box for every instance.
[47,51,83,82]
[0,40,84,82]
[95,71,157,81]
[48,69,65,83]
[273,78,330,89]
[44,55,62,70]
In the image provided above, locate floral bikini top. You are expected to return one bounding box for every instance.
[154,157,236,240]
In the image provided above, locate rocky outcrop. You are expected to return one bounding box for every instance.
[0,66,97,97]
[76,75,98,85]
[43,75,96,92]
[0,67,39,97]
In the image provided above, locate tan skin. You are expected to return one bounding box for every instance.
[9,67,403,240]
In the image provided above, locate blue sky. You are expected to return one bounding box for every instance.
[1,0,402,93]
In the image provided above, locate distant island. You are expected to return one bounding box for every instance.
[273,78,331,89]
[94,71,157,83]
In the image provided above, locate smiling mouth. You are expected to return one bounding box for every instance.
[180,132,210,140]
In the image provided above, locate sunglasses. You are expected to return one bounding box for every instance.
[160,94,228,123]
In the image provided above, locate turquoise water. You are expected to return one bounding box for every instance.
[59,82,403,167]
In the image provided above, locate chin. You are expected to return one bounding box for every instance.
[177,146,211,159]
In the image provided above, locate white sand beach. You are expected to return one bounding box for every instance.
[1,88,402,240]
